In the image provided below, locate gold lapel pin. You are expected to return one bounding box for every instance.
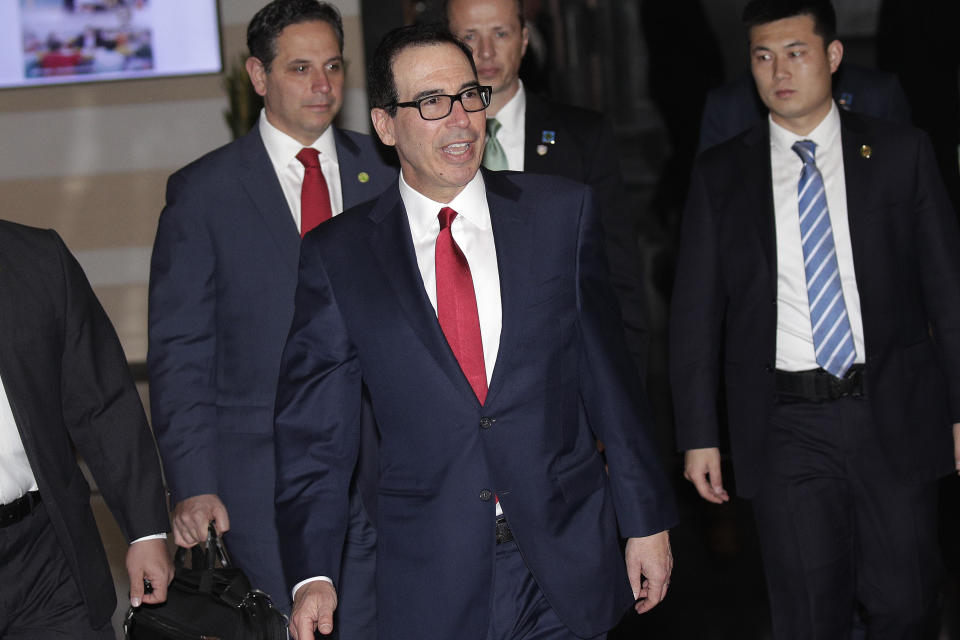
[860,145,872,159]
[357,171,370,183]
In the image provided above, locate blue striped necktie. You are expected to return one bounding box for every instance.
[792,140,857,378]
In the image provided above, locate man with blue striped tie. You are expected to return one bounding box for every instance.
[670,0,960,637]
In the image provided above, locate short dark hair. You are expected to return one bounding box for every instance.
[742,0,837,46]
[247,0,344,71]
[441,0,525,29]
[368,23,478,116]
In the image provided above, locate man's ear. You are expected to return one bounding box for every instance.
[245,57,268,97]
[370,108,396,147]
[520,24,530,59]
[827,39,843,74]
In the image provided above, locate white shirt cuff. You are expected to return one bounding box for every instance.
[131,533,167,544]
[292,576,333,601]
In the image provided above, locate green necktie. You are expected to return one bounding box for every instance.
[483,118,509,171]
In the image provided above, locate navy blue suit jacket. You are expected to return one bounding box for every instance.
[148,125,396,603]
[275,170,677,639]
[672,112,960,498]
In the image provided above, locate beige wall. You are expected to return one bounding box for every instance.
[0,1,369,362]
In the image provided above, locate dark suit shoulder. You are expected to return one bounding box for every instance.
[839,110,934,166]
[0,220,67,274]
[695,120,765,170]
[525,92,608,137]
[487,168,589,198]
[170,127,263,182]
[840,108,920,138]
[336,128,391,161]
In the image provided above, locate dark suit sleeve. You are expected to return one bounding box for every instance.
[274,234,361,589]
[576,188,677,537]
[669,162,725,451]
[583,116,650,382]
[54,231,169,541]
[912,133,960,420]
[147,171,220,504]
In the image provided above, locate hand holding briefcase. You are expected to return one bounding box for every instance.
[124,523,288,640]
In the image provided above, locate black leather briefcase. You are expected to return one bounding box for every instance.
[124,524,288,640]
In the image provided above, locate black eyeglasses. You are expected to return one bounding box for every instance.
[388,85,492,121]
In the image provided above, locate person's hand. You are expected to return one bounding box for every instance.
[171,494,230,547]
[953,423,960,476]
[126,538,174,607]
[625,531,672,614]
[683,447,729,504]
[290,580,338,638]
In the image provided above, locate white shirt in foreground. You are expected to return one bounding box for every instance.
[771,101,865,371]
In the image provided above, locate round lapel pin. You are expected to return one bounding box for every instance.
[358,171,370,183]
[860,145,872,159]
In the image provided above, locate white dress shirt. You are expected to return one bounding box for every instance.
[489,81,527,172]
[258,110,344,231]
[292,170,504,599]
[399,170,502,383]
[771,101,865,370]
[0,373,38,505]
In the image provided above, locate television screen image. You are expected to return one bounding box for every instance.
[1,0,221,89]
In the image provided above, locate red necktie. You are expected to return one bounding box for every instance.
[296,148,332,236]
[436,207,487,404]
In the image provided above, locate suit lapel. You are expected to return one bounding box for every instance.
[0,259,38,472]
[484,172,529,405]
[237,129,300,274]
[365,187,479,403]
[522,93,555,175]
[838,111,873,312]
[739,124,778,285]
[335,128,365,210]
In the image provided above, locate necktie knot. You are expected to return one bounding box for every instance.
[483,119,508,171]
[296,147,321,169]
[792,140,817,166]
[438,206,458,231]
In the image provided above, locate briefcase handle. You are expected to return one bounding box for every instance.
[174,522,232,571]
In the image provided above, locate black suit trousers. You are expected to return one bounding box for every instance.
[0,504,113,639]
[751,397,943,640]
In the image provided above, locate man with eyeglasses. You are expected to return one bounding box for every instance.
[274,23,676,640]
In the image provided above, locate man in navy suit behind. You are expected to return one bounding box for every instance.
[444,0,650,382]
[671,0,960,637]
[148,0,395,634]
[276,22,676,640]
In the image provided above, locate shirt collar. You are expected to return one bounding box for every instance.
[399,170,490,242]
[769,100,840,156]
[489,79,526,134]
[258,108,339,171]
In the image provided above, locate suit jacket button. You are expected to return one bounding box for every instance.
[479,489,493,502]
[479,417,495,430]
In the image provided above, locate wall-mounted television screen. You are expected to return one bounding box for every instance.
[1,0,221,89]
